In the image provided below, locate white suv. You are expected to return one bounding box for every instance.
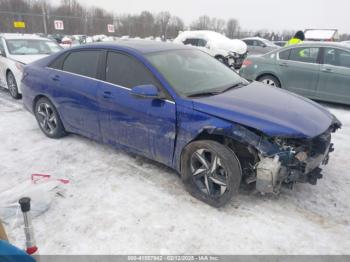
[0,34,62,99]
[174,30,248,69]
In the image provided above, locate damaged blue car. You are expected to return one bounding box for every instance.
[21,40,341,207]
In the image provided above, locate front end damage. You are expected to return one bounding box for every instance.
[252,120,341,194]
[224,52,248,70]
[218,116,342,194]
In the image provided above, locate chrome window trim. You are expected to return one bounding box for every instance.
[46,67,175,104]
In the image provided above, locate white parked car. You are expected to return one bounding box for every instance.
[174,30,248,69]
[0,33,62,99]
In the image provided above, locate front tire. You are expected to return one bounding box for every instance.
[181,140,242,207]
[34,97,66,138]
[6,71,21,99]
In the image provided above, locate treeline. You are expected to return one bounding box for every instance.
[0,0,349,40]
[0,0,185,38]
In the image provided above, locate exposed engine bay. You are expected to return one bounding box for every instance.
[225,118,342,194]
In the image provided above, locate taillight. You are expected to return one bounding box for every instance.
[242,59,253,68]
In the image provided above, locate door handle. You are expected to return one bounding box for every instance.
[103,91,112,99]
[278,62,288,67]
[51,75,60,81]
[322,68,333,73]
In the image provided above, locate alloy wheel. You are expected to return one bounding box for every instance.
[190,149,228,197]
[37,103,58,135]
[261,78,276,86]
[7,73,17,97]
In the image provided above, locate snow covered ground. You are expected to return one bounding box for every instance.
[0,88,349,255]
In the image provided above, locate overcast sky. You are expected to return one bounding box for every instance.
[60,0,350,33]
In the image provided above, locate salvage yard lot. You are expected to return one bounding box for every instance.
[0,88,350,254]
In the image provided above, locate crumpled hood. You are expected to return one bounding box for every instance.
[192,82,336,138]
[8,54,48,65]
[213,39,247,55]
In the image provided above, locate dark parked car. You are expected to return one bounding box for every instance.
[240,42,350,105]
[22,41,341,207]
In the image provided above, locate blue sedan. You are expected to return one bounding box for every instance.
[22,40,341,207]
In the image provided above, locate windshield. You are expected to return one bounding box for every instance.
[6,39,62,55]
[262,39,278,47]
[146,49,243,96]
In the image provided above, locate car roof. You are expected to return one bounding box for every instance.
[242,37,268,41]
[0,33,49,40]
[282,41,350,49]
[69,39,193,54]
[176,30,228,41]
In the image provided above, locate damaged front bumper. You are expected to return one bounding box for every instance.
[254,120,341,194]
[225,52,248,70]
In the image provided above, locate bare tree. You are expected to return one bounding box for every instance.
[167,16,184,38]
[226,18,239,39]
[190,15,211,30]
[210,18,225,33]
[156,11,171,40]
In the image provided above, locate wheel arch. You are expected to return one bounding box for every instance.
[32,94,48,112]
[179,129,259,175]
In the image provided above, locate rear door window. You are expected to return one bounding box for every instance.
[324,48,350,68]
[62,50,100,78]
[289,47,320,63]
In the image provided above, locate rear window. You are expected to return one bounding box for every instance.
[62,50,100,78]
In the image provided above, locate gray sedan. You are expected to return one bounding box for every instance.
[239,42,350,105]
[242,37,279,55]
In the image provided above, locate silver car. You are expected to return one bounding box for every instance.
[242,37,279,55]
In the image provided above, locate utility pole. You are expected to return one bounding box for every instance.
[41,0,47,34]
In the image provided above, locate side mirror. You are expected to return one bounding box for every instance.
[131,84,163,99]
[0,50,5,57]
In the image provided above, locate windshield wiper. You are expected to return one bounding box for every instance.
[187,91,222,98]
[219,82,246,93]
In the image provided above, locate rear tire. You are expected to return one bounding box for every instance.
[258,75,281,88]
[34,97,67,139]
[6,71,21,99]
[181,140,242,207]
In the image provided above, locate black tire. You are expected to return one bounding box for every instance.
[181,140,242,207]
[34,97,67,139]
[6,71,21,99]
[258,75,281,88]
[215,55,225,64]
